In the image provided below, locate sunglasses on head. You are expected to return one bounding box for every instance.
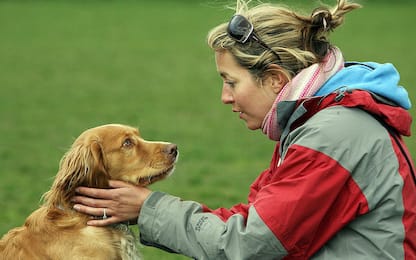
[227,14,281,61]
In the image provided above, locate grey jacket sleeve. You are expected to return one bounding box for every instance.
[137,191,287,260]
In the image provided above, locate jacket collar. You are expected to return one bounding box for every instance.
[277,89,412,144]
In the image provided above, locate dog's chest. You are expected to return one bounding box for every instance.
[114,224,142,260]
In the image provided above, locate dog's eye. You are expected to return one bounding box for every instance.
[122,138,134,148]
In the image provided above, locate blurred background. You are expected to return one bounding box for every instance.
[1,0,415,259]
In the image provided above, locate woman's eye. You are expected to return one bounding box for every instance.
[122,138,134,148]
[225,81,235,88]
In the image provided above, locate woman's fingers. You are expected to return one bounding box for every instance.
[75,186,113,200]
[73,202,134,226]
[72,199,107,216]
[71,181,152,226]
[108,180,133,189]
[86,217,118,227]
[71,188,114,220]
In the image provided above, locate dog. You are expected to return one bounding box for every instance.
[0,124,178,259]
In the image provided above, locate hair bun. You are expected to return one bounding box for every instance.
[311,8,332,31]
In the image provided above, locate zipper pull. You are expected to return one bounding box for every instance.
[334,89,346,102]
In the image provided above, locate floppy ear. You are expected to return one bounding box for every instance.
[43,139,110,207]
[85,141,109,187]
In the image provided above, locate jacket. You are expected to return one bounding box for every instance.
[138,63,416,259]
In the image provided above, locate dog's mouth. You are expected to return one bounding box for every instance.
[137,151,179,186]
[137,165,176,186]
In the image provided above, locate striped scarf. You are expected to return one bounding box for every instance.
[261,47,345,141]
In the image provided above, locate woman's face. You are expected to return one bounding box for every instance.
[215,50,278,130]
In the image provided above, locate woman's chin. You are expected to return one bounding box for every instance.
[240,115,262,130]
[245,122,261,130]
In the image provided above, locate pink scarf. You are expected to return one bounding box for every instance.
[261,47,345,141]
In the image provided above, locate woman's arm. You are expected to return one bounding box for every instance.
[138,191,287,259]
[71,178,287,259]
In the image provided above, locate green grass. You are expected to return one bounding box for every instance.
[0,1,415,259]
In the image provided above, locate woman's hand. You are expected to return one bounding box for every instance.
[71,180,152,226]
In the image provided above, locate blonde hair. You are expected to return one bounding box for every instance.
[207,0,361,79]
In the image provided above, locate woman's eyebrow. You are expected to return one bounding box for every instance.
[219,72,230,79]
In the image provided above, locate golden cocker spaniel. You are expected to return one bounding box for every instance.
[0,124,178,260]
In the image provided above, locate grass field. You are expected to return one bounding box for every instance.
[0,1,415,259]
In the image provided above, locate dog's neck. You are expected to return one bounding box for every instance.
[43,179,110,208]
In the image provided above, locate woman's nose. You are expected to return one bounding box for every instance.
[221,86,234,104]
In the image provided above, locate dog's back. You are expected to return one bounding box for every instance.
[0,206,140,260]
[1,207,51,259]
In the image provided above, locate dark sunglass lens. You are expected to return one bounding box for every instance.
[227,15,253,43]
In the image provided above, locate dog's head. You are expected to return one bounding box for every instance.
[44,124,178,207]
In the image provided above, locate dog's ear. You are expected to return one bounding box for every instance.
[43,139,110,207]
[85,140,110,188]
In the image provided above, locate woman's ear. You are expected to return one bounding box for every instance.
[263,64,289,94]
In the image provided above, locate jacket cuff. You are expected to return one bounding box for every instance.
[138,191,183,254]
[138,191,166,241]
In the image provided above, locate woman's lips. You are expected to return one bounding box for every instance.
[232,109,243,119]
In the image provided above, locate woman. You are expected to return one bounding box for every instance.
[72,0,416,258]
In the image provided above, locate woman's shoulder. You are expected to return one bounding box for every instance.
[294,105,383,143]
[287,105,394,167]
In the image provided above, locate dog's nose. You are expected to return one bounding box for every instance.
[165,144,178,156]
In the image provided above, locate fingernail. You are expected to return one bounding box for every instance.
[73,205,80,211]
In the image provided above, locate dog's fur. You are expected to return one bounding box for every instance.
[0,124,178,260]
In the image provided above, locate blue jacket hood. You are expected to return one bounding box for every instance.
[315,62,411,110]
